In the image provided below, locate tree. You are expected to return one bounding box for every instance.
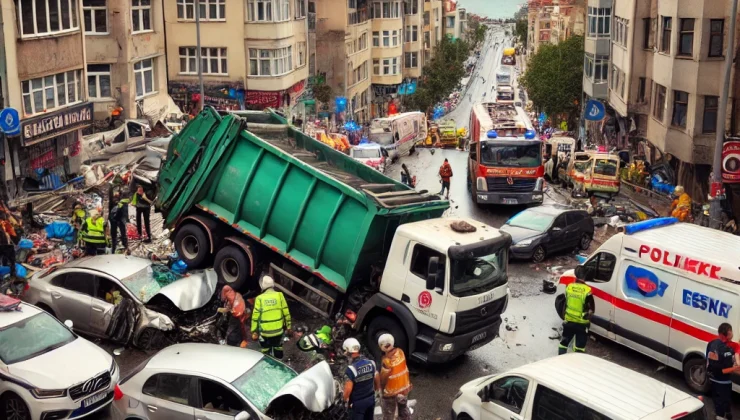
[519,35,584,127]
[515,19,528,48]
[406,36,471,113]
[313,83,333,105]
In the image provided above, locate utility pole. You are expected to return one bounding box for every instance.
[195,0,205,111]
[710,0,738,226]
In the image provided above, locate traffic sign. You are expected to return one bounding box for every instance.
[584,100,605,121]
[0,108,20,135]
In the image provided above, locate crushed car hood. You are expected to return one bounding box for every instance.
[154,269,218,312]
[268,361,336,413]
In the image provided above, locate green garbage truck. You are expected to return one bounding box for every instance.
[155,108,511,363]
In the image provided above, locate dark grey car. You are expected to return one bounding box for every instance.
[500,206,594,263]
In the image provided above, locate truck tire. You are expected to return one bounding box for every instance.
[367,315,409,363]
[175,224,210,268]
[214,245,254,292]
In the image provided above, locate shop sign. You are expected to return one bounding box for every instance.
[21,102,93,146]
[246,90,281,109]
[721,141,740,183]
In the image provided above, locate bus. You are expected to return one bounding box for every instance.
[468,102,544,205]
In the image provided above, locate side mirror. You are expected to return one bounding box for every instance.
[64,320,74,329]
[426,257,439,291]
[551,226,562,232]
[234,411,250,420]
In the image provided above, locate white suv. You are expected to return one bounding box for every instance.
[0,302,119,420]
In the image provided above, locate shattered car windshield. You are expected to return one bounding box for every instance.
[0,313,76,364]
[231,357,297,413]
[120,264,181,303]
[451,249,507,297]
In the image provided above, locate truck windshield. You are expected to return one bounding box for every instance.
[593,159,618,176]
[450,249,507,297]
[480,143,541,167]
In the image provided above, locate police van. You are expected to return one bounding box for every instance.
[555,218,740,394]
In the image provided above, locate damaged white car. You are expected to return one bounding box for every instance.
[24,255,219,349]
[111,343,336,420]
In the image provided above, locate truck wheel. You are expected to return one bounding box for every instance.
[175,224,210,268]
[683,357,711,394]
[214,245,254,292]
[367,315,409,363]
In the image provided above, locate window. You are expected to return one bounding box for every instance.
[653,83,666,122]
[405,25,418,42]
[21,70,82,116]
[87,64,112,99]
[404,0,417,14]
[637,77,647,102]
[405,52,418,68]
[373,32,380,47]
[275,0,290,21]
[17,0,79,37]
[642,17,652,49]
[709,19,724,57]
[584,54,608,83]
[295,0,306,18]
[297,42,307,66]
[372,1,400,19]
[609,65,620,91]
[142,374,192,405]
[134,58,155,98]
[410,244,445,280]
[177,0,225,20]
[83,0,108,34]
[423,11,429,26]
[613,17,628,47]
[480,376,529,414]
[565,212,586,226]
[247,0,272,21]
[248,47,293,76]
[532,385,610,420]
[582,252,617,282]
[198,379,246,415]
[379,57,399,75]
[379,30,399,47]
[94,277,123,303]
[703,96,719,133]
[177,0,194,19]
[132,0,152,32]
[672,90,688,128]
[373,59,380,75]
[587,7,611,37]
[660,16,671,53]
[678,18,694,56]
[359,33,368,50]
[584,56,593,79]
[61,273,96,296]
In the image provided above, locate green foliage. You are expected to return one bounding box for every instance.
[515,19,528,48]
[520,35,584,123]
[406,36,472,113]
[313,83,333,104]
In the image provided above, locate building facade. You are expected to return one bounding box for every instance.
[370,0,404,116]
[164,0,309,114]
[423,0,443,64]
[527,0,586,56]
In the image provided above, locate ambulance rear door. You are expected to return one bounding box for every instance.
[579,250,619,340]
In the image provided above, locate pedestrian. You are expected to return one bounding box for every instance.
[558,274,595,354]
[108,191,129,253]
[219,285,250,348]
[0,213,16,279]
[343,338,380,420]
[132,185,153,243]
[707,323,740,420]
[439,158,453,199]
[378,334,412,420]
[81,209,107,256]
[251,275,292,359]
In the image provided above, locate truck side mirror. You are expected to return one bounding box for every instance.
[426,257,439,290]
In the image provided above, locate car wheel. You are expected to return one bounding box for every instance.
[683,357,711,394]
[213,245,256,292]
[579,233,592,251]
[532,246,547,263]
[136,327,170,351]
[2,393,30,420]
[174,224,211,268]
[366,315,409,363]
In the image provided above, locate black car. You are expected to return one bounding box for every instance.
[500,206,594,263]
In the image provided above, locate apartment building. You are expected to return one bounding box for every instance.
[370,0,404,116]
[582,0,611,101]
[315,0,371,122]
[443,0,461,40]
[403,0,423,81]
[527,0,586,55]
[606,0,738,196]
[164,0,309,113]
[0,0,92,193]
[423,0,443,64]
[84,0,168,122]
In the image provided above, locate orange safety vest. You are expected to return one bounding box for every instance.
[382,349,412,397]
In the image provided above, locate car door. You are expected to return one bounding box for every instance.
[403,243,447,331]
[480,375,531,420]
[578,251,619,340]
[49,272,95,333]
[89,275,128,337]
[564,212,584,249]
[139,373,196,420]
[193,378,257,420]
[547,215,568,252]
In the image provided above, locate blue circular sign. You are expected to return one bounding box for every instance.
[0,108,20,135]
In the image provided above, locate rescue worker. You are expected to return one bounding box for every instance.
[670,185,692,222]
[218,285,250,348]
[343,338,380,420]
[132,185,153,243]
[251,275,291,359]
[378,333,412,420]
[558,274,595,354]
[439,158,453,199]
[71,202,87,230]
[108,191,129,253]
[81,209,107,256]
[707,323,740,420]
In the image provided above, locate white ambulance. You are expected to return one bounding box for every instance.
[554,218,740,394]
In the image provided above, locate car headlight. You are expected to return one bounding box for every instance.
[514,239,533,247]
[31,388,67,399]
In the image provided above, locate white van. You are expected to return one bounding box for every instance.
[451,353,705,420]
[368,111,427,160]
[555,219,740,394]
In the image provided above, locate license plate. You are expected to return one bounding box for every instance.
[502,198,518,205]
[83,391,107,408]
[472,331,487,344]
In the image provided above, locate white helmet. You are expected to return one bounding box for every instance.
[261,275,275,290]
[378,333,395,349]
[342,338,361,353]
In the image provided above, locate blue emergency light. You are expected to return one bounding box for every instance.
[525,130,536,139]
[487,130,498,139]
[624,217,678,235]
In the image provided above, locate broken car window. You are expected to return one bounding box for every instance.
[199,379,245,414]
[119,264,182,303]
[0,312,76,364]
[231,357,297,413]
